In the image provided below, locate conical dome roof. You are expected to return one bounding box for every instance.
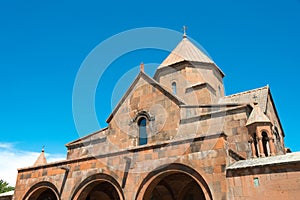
[33,148,47,166]
[157,36,225,77]
[159,37,214,68]
[246,104,271,126]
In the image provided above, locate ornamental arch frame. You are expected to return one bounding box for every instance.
[70,173,124,200]
[134,163,213,200]
[22,181,60,200]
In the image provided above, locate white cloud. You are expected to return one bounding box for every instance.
[0,143,13,149]
[0,142,65,186]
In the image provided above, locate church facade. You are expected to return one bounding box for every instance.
[14,33,300,200]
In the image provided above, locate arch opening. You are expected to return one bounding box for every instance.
[253,132,259,157]
[71,173,124,200]
[26,188,58,200]
[262,131,269,157]
[76,181,121,200]
[143,172,206,200]
[22,182,59,200]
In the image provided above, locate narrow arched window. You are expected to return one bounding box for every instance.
[253,133,259,158]
[172,82,177,95]
[262,132,269,157]
[138,117,147,145]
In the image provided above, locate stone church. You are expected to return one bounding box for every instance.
[13,32,300,200]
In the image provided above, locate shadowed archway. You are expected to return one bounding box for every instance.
[71,173,124,200]
[22,181,59,200]
[135,163,212,200]
[145,172,205,200]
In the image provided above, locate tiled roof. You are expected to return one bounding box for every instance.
[220,85,269,112]
[227,152,300,170]
[158,37,214,68]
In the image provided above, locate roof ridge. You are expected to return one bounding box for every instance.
[223,85,269,99]
[106,71,186,123]
[140,72,187,105]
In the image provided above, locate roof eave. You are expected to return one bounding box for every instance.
[154,60,225,80]
[65,127,108,147]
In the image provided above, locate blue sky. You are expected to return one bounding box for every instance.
[0,0,299,185]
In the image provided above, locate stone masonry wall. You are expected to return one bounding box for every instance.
[156,62,224,105]
[107,77,181,149]
[14,134,228,200]
[226,163,300,199]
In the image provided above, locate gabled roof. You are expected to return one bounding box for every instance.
[220,85,269,112]
[33,149,47,166]
[220,85,285,136]
[246,104,271,126]
[157,37,225,77]
[106,71,185,123]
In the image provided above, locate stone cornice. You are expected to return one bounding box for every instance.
[18,132,227,173]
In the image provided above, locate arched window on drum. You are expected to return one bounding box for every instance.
[138,117,147,145]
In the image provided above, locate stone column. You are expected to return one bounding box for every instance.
[257,136,265,157]
[250,140,257,158]
[268,136,276,156]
